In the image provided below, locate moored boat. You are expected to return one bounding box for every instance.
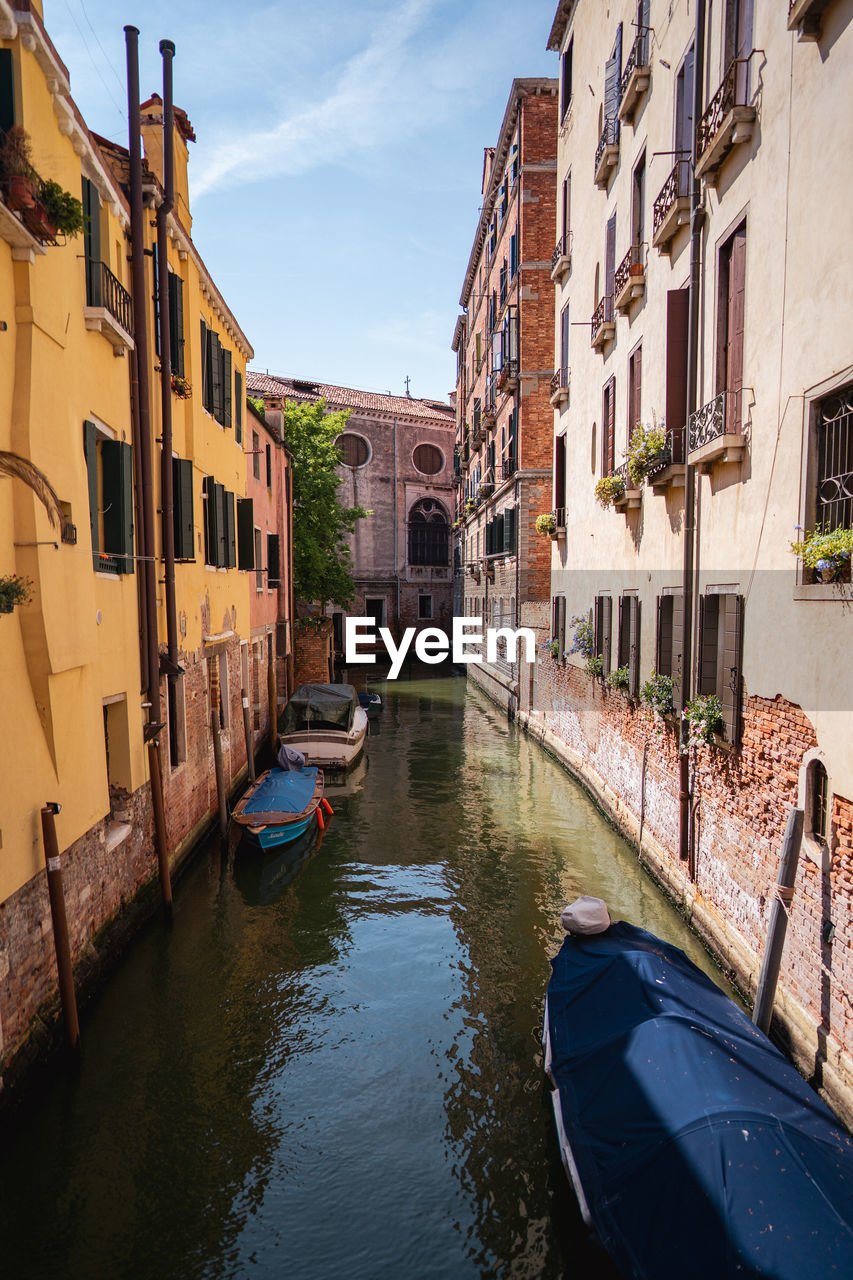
[232,765,324,850]
[543,898,853,1279]
[358,690,382,719]
[278,683,368,770]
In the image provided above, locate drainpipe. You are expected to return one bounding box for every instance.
[126,25,172,910]
[679,0,706,866]
[157,39,179,676]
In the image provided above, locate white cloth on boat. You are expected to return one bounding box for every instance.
[561,896,611,935]
[277,743,306,772]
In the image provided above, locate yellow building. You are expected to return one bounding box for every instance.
[0,2,258,1089]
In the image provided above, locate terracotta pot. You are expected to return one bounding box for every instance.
[5,174,36,211]
[22,199,57,241]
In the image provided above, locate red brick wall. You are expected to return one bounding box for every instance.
[294,618,333,685]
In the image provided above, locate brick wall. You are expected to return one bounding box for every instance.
[294,618,333,686]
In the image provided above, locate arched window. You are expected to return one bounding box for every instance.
[807,759,829,843]
[408,498,448,566]
[337,433,370,467]
[413,443,444,475]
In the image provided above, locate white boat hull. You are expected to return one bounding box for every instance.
[280,706,368,771]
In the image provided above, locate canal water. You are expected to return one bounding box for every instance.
[0,673,733,1279]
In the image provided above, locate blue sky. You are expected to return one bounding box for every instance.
[46,0,558,401]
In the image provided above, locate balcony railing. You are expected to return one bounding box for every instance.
[553,507,566,529]
[551,230,572,281]
[688,390,747,469]
[614,244,645,313]
[483,373,497,423]
[549,366,570,408]
[652,158,691,251]
[87,259,133,334]
[590,296,615,350]
[594,117,620,187]
[618,31,651,121]
[500,458,517,482]
[695,57,756,181]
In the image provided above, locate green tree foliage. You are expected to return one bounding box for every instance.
[284,399,368,608]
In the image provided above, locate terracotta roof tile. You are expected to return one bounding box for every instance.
[246,371,454,425]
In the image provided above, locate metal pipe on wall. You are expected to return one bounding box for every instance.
[157,39,179,674]
[679,0,707,867]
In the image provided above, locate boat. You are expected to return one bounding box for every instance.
[358,690,382,719]
[543,900,853,1280]
[232,764,325,850]
[278,682,368,770]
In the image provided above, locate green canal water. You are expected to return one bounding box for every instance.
[0,673,733,1279]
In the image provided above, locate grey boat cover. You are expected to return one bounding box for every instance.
[277,743,306,771]
[279,683,358,734]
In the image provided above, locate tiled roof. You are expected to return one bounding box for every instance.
[246,371,454,425]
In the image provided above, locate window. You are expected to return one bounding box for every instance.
[408,498,449,566]
[716,222,747,433]
[102,696,133,797]
[604,25,623,130]
[604,212,616,320]
[594,595,612,677]
[551,595,566,658]
[418,594,433,620]
[655,593,684,690]
[202,476,235,568]
[237,497,255,570]
[254,527,263,591]
[509,232,518,281]
[628,345,642,438]
[235,370,243,446]
[697,591,744,746]
[199,320,232,426]
[83,420,134,574]
[560,36,573,121]
[413,443,444,475]
[561,172,571,247]
[265,442,272,488]
[617,594,640,696]
[810,381,852,535]
[82,177,102,308]
[172,457,194,561]
[167,272,185,376]
[560,304,570,376]
[632,152,645,251]
[675,47,695,173]
[252,430,261,481]
[602,376,616,475]
[365,597,385,627]
[337,433,370,467]
[554,435,567,517]
[0,49,15,134]
[807,759,829,845]
[666,290,689,464]
[267,533,280,587]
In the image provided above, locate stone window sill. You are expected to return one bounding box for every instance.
[104,820,132,853]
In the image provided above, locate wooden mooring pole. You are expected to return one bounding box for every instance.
[242,686,256,785]
[209,660,228,838]
[40,805,80,1052]
[753,806,804,1035]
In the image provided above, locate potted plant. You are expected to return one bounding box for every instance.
[585,653,604,679]
[543,636,561,659]
[641,671,675,719]
[535,512,557,537]
[36,178,84,237]
[465,498,476,514]
[594,474,625,508]
[606,664,630,692]
[626,422,668,486]
[171,374,192,399]
[789,524,852,583]
[0,573,33,613]
[684,693,724,747]
[0,126,37,211]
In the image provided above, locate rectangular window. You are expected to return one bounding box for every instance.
[418,594,433,620]
[628,345,642,439]
[675,48,695,180]
[223,348,232,428]
[666,290,689,463]
[605,212,616,318]
[503,505,517,552]
[509,232,517,280]
[200,320,213,413]
[365,597,385,627]
[697,591,744,746]
[561,172,571,246]
[265,443,272,488]
[632,152,646,250]
[594,595,612,677]
[551,595,567,659]
[84,421,134,574]
[82,177,102,308]
[617,594,641,696]
[267,533,280,586]
[655,593,684,691]
[237,497,255,570]
[224,491,236,568]
[604,25,623,125]
[554,434,567,516]
[0,49,15,134]
[811,382,853,534]
[203,476,228,568]
[172,456,194,561]
[560,303,570,374]
[253,431,261,481]
[716,222,747,433]
[168,272,185,377]
[602,376,616,475]
[254,527,263,591]
[560,36,573,121]
[235,369,243,446]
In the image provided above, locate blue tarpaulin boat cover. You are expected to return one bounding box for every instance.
[242,767,319,817]
[546,921,853,1279]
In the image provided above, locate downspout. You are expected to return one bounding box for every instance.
[126,25,172,910]
[157,39,179,675]
[679,0,707,866]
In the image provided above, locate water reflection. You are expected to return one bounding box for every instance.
[0,672,732,1279]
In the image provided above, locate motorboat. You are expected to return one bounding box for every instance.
[358,690,382,719]
[232,764,325,850]
[543,904,853,1279]
[278,683,368,770]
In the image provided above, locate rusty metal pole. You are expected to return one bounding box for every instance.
[754,807,804,1035]
[209,659,228,837]
[40,806,80,1051]
[242,686,256,784]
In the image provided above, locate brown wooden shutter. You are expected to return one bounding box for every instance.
[554,434,566,512]
[655,595,669,676]
[720,593,744,746]
[602,596,612,676]
[618,595,627,667]
[671,592,684,696]
[628,346,642,436]
[698,594,719,696]
[603,378,616,474]
[665,290,689,462]
[558,596,567,657]
[629,599,641,697]
[728,225,746,432]
[223,348,233,429]
[237,498,254,570]
[212,334,223,424]
[267,533,280,584]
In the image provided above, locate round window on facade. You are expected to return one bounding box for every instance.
[337,433,370,467]
[413,443,444,476]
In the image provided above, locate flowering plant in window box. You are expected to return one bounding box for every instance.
[171,374,192,399]
[37,179,84,237]
[542,636,561,659]
[585,653,604,679]
[535,512,557,537]
[790,524,852,583]
[0,573,33,613]
[606,663,630,692]
[568,614,594,661]
[594,474,625,508]
[626,420,667,486]
[684,693,724,747]
[641,671,675,719]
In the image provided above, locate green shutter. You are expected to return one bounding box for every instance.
[173,457,194,560]
[212,333,223,424]
[83,420,99,565]
[0,50,15,135]
[82,178,101,307]
[237,498,254,570]
[214,482,226,566]
[203,474,216,564]
[234,369,243,445]
[102,440,134,573]
[267,534,280,584]
[224,490,236,567]
[169,273,184,376]
[629,598,641,698]
[152,241,160,357]
[200,320,208,410]
[223,348,232,428]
